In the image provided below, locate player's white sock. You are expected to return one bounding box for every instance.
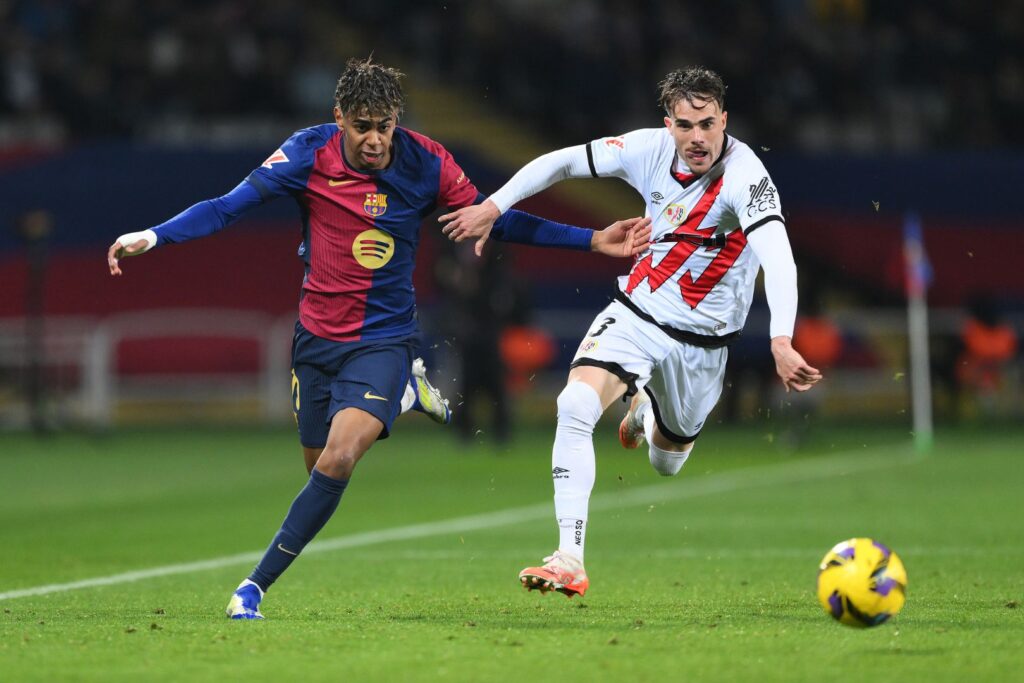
[649,441,692,476]
[552,381,602,562]
[557,518,587,562]
[400,382,415,413]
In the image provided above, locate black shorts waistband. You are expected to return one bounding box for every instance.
[613,290,740,349]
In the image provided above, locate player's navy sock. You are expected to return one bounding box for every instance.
[248,468,348,591]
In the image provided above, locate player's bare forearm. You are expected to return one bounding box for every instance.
[770,336,823,392]
[591,216,652,258]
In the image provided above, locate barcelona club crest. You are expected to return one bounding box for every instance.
[363,193,388,217]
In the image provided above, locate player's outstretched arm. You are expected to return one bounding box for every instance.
[107,181,267,276]
[771,336,822,392]
[107,230,157,276]
[591,216,651,258]
[440,145,592,256]
[747,221,823,392]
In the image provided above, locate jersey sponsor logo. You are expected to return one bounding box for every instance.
[746,176,777,217]
[352,229,395,269]
[261,148,289,169]
[604,137,625,149]
[363,192,388,216]
[664,203,688,226]
[363,390,388,401]
[328,178,357,187]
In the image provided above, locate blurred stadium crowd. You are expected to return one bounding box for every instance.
[2,0,1022,150]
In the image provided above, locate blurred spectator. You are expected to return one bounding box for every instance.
[0,1,1022,151]
[435,239,528,445]
[955,295,1019,417]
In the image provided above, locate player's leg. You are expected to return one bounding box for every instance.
[227,407,383,619]
[520,303,655,597]
[519,365,625,597]
[635,343,728,476]
[226,337,410,619]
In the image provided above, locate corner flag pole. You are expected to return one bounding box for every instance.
[904,212,933,453]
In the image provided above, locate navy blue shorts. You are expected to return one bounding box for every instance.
[290,322,414,448]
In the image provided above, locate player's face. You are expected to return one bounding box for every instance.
[335,107,397,170]
[664,98,727,175]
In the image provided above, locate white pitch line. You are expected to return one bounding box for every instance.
[0,446,913,601]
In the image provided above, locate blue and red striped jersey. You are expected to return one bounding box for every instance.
[245,124,480,341]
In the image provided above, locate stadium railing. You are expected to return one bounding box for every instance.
[0,307,1020,429]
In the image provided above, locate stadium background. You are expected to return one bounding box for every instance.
[0,0,1022,429]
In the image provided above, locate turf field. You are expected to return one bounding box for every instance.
[1,421,1022,682]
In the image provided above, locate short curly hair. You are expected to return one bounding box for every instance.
[658,67,726,114]
[334,57,405,118]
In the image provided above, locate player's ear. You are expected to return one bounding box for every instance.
[663,116,673,131]
[721,111,728,130]
[334,106,344,129]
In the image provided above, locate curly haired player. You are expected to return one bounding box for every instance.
[108,57,649,618]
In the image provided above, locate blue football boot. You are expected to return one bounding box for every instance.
[225,579,264,620]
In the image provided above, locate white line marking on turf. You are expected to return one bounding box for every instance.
[0,447,913,601]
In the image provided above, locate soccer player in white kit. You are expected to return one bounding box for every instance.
[440,67,822,597]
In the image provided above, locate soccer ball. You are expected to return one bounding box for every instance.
[817,538,907,628]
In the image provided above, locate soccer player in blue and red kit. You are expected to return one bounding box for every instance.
[106,58,650,619]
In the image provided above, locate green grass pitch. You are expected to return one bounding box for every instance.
[1,421,1022,682]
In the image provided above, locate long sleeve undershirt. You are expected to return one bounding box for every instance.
[148,182,594,251]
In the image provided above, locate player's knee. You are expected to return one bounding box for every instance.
[315,444,364,479]
[556,381,604,435]
[648,442,692,476]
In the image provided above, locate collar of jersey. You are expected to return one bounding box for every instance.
[670,132,730,189]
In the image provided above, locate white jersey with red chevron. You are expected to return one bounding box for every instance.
[587,129,784,337]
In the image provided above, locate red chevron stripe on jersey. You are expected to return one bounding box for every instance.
[678,228,747,308]
[625,175,728,307]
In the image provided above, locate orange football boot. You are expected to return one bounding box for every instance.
[518,551,589,598]
[618,391,650,449]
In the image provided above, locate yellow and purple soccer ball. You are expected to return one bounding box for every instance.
[817,538,907,628]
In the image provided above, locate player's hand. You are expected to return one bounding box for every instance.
[770,336,823,392]
[591,216,652,258]
[107,230,157,276]
[439,200,501,257]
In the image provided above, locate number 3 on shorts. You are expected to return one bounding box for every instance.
[590,317,616,337]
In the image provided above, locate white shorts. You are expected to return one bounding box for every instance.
[571,300,728,443]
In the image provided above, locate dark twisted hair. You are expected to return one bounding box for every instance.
[334,57,405,118]
[658,67,726,114]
